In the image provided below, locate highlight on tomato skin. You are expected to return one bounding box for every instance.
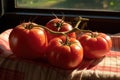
[46,36,83,69]
[45,18,76,42]
[77,32,112,59]
[9,22,48,60]
[6,16,112,69]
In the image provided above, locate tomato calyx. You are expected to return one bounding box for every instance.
[22,22,37,30]
[34,16,91,36]
[63,36,72,46]
[89,32,99,38]
[54,20,64,31]
[26,23,34,29]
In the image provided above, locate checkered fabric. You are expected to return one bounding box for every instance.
[0,30,120,80]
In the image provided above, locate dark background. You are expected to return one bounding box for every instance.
[0,0,120,34]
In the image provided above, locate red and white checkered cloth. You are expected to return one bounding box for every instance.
[0,29,120,80]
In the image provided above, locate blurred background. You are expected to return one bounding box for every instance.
[16,0,120,11]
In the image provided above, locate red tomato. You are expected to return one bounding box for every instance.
[9,22,48,60]
[45,18,76,42]
[47,37,83,69]
[77,32,112,59]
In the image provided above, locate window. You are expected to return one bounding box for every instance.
[16,0,120,12]
[0,0,120,34]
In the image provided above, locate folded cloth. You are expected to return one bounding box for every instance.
[0,51,120,80]
[0,30,120,80]
[0,29,13,57]
[70,51,120,80]
[111,36,120,51]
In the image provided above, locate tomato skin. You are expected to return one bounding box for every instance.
[77,32,112,59]
[9,22,48,60]
[47,37,83,69]
[45,18,76,42]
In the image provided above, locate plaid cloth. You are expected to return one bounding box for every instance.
[0,30,120,80]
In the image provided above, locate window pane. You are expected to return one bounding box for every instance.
[15,0,120,11]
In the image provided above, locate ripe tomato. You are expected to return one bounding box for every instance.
[45,18,76,42]
[47,37,83,69]
[9,22,48,60]
[77,32,112,59]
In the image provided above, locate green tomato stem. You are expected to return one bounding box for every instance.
[33,16,92,35]
[35,25,92,36]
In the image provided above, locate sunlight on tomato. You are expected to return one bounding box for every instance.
[45,18,76,42]
[46,37,83,69]
[9,22,48,60]
[77,32,112,59]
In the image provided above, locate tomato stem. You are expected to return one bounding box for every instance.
[63,34,70,46]
[74,16,89,28]
[36,24,92,36]
[90,32,99,38]
[24,22,34,29]
[34,16,92,35]
[56,21,64,31]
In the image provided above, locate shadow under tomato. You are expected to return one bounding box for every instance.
[77,56,105,70]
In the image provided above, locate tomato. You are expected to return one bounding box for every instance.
[77,32,112,59]
[46,37,83,69]
[9,22,48,60]
[45,18,76,42]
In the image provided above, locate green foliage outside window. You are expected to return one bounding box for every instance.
[16,0,120,11]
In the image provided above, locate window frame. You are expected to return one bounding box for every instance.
[0,0,120,34]
[3,0,120,18]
